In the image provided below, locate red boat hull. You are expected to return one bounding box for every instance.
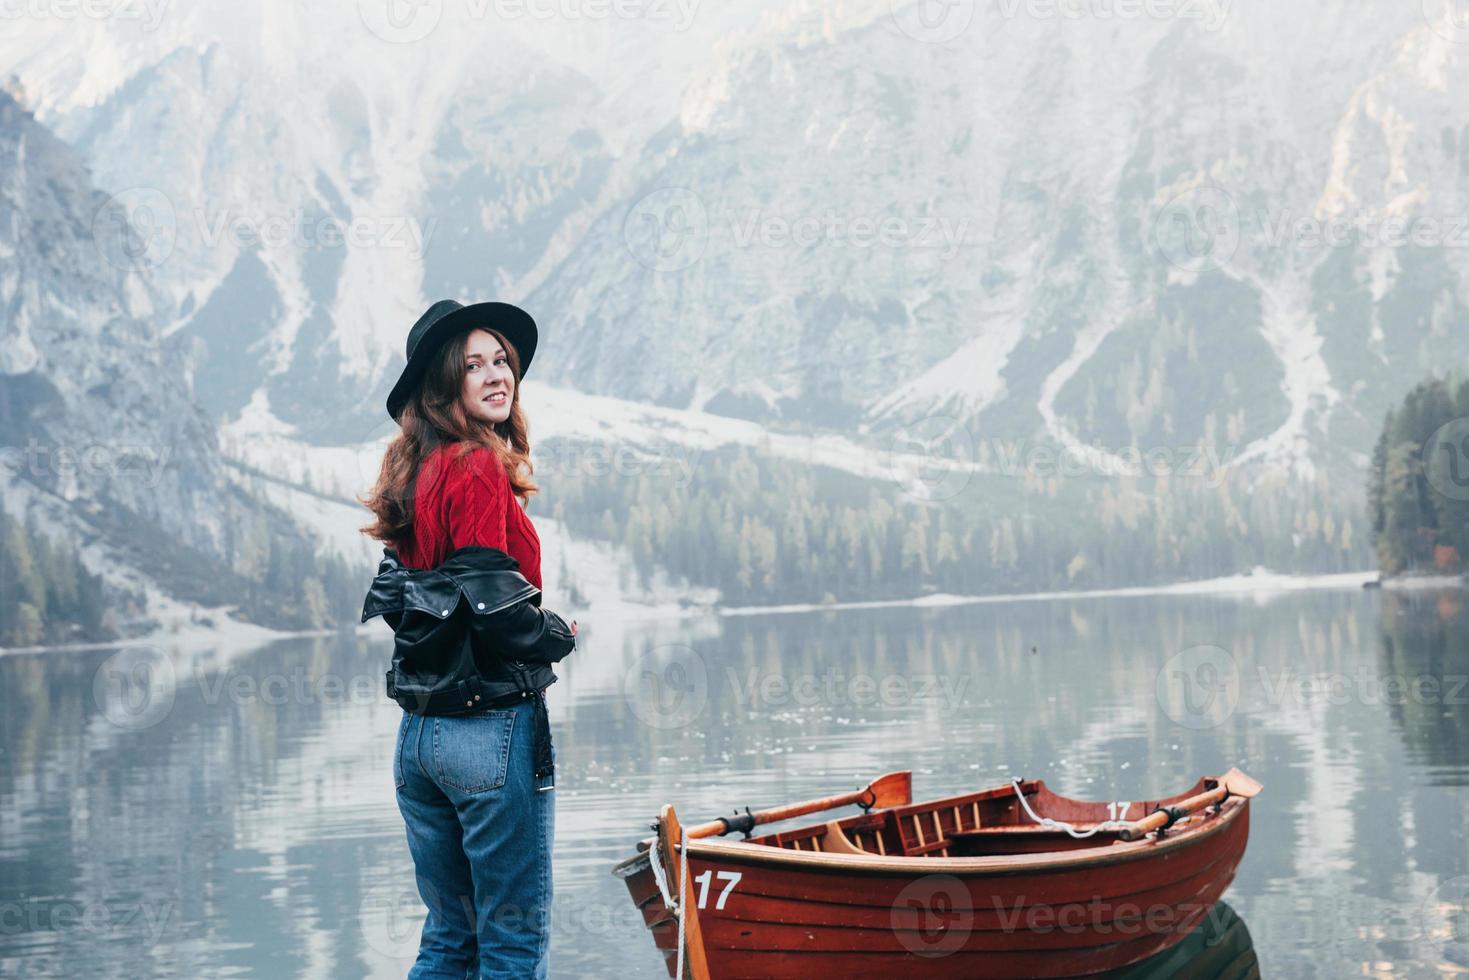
[614,777,1253,979]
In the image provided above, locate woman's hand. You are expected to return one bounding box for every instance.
[570,620,578,637]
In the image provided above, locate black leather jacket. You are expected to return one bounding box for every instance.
[361,545,576,781]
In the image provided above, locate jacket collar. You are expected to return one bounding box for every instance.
[362,546,540,623]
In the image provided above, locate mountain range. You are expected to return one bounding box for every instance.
[3,0,1465,634]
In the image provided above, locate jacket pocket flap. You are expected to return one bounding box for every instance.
[452,568,540,615]
[362,569,463,622]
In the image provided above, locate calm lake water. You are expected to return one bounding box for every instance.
[2,584,1467,978]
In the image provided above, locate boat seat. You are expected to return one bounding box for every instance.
[818,820,868,855]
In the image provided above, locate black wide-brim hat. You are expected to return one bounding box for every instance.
[386,299,538,422]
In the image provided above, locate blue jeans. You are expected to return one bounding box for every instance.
[393,699,555,978]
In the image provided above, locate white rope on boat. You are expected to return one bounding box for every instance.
[676,838,690,978]
[646,833,690,977]
[648,836,676,909]
[1011,778,1135,839]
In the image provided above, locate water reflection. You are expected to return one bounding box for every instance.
[1379,589,1469,787]
[0,585,1466,977]
[1109,901,1257,979]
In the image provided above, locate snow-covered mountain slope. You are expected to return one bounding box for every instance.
[0,91,354,635]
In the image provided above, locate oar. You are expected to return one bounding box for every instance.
[1119,768,1262,842]
[684,771,912,840]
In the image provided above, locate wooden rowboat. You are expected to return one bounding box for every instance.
[611,769,1261,979]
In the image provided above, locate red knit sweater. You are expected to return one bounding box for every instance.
[395,443,542,589]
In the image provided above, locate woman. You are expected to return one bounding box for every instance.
[359,298,578,979]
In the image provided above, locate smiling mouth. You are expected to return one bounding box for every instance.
[483,392,507,405]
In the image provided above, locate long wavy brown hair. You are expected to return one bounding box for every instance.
[359,326,537,548]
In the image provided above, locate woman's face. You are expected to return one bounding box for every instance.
[459,328,515,425]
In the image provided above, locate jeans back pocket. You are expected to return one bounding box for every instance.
[432,711,515,794]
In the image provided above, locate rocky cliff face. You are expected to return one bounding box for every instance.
[0,91,353,634]
[526,2,1469,485]
[13,3,1466,485]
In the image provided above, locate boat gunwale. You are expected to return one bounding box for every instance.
[611,775,1248,878]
